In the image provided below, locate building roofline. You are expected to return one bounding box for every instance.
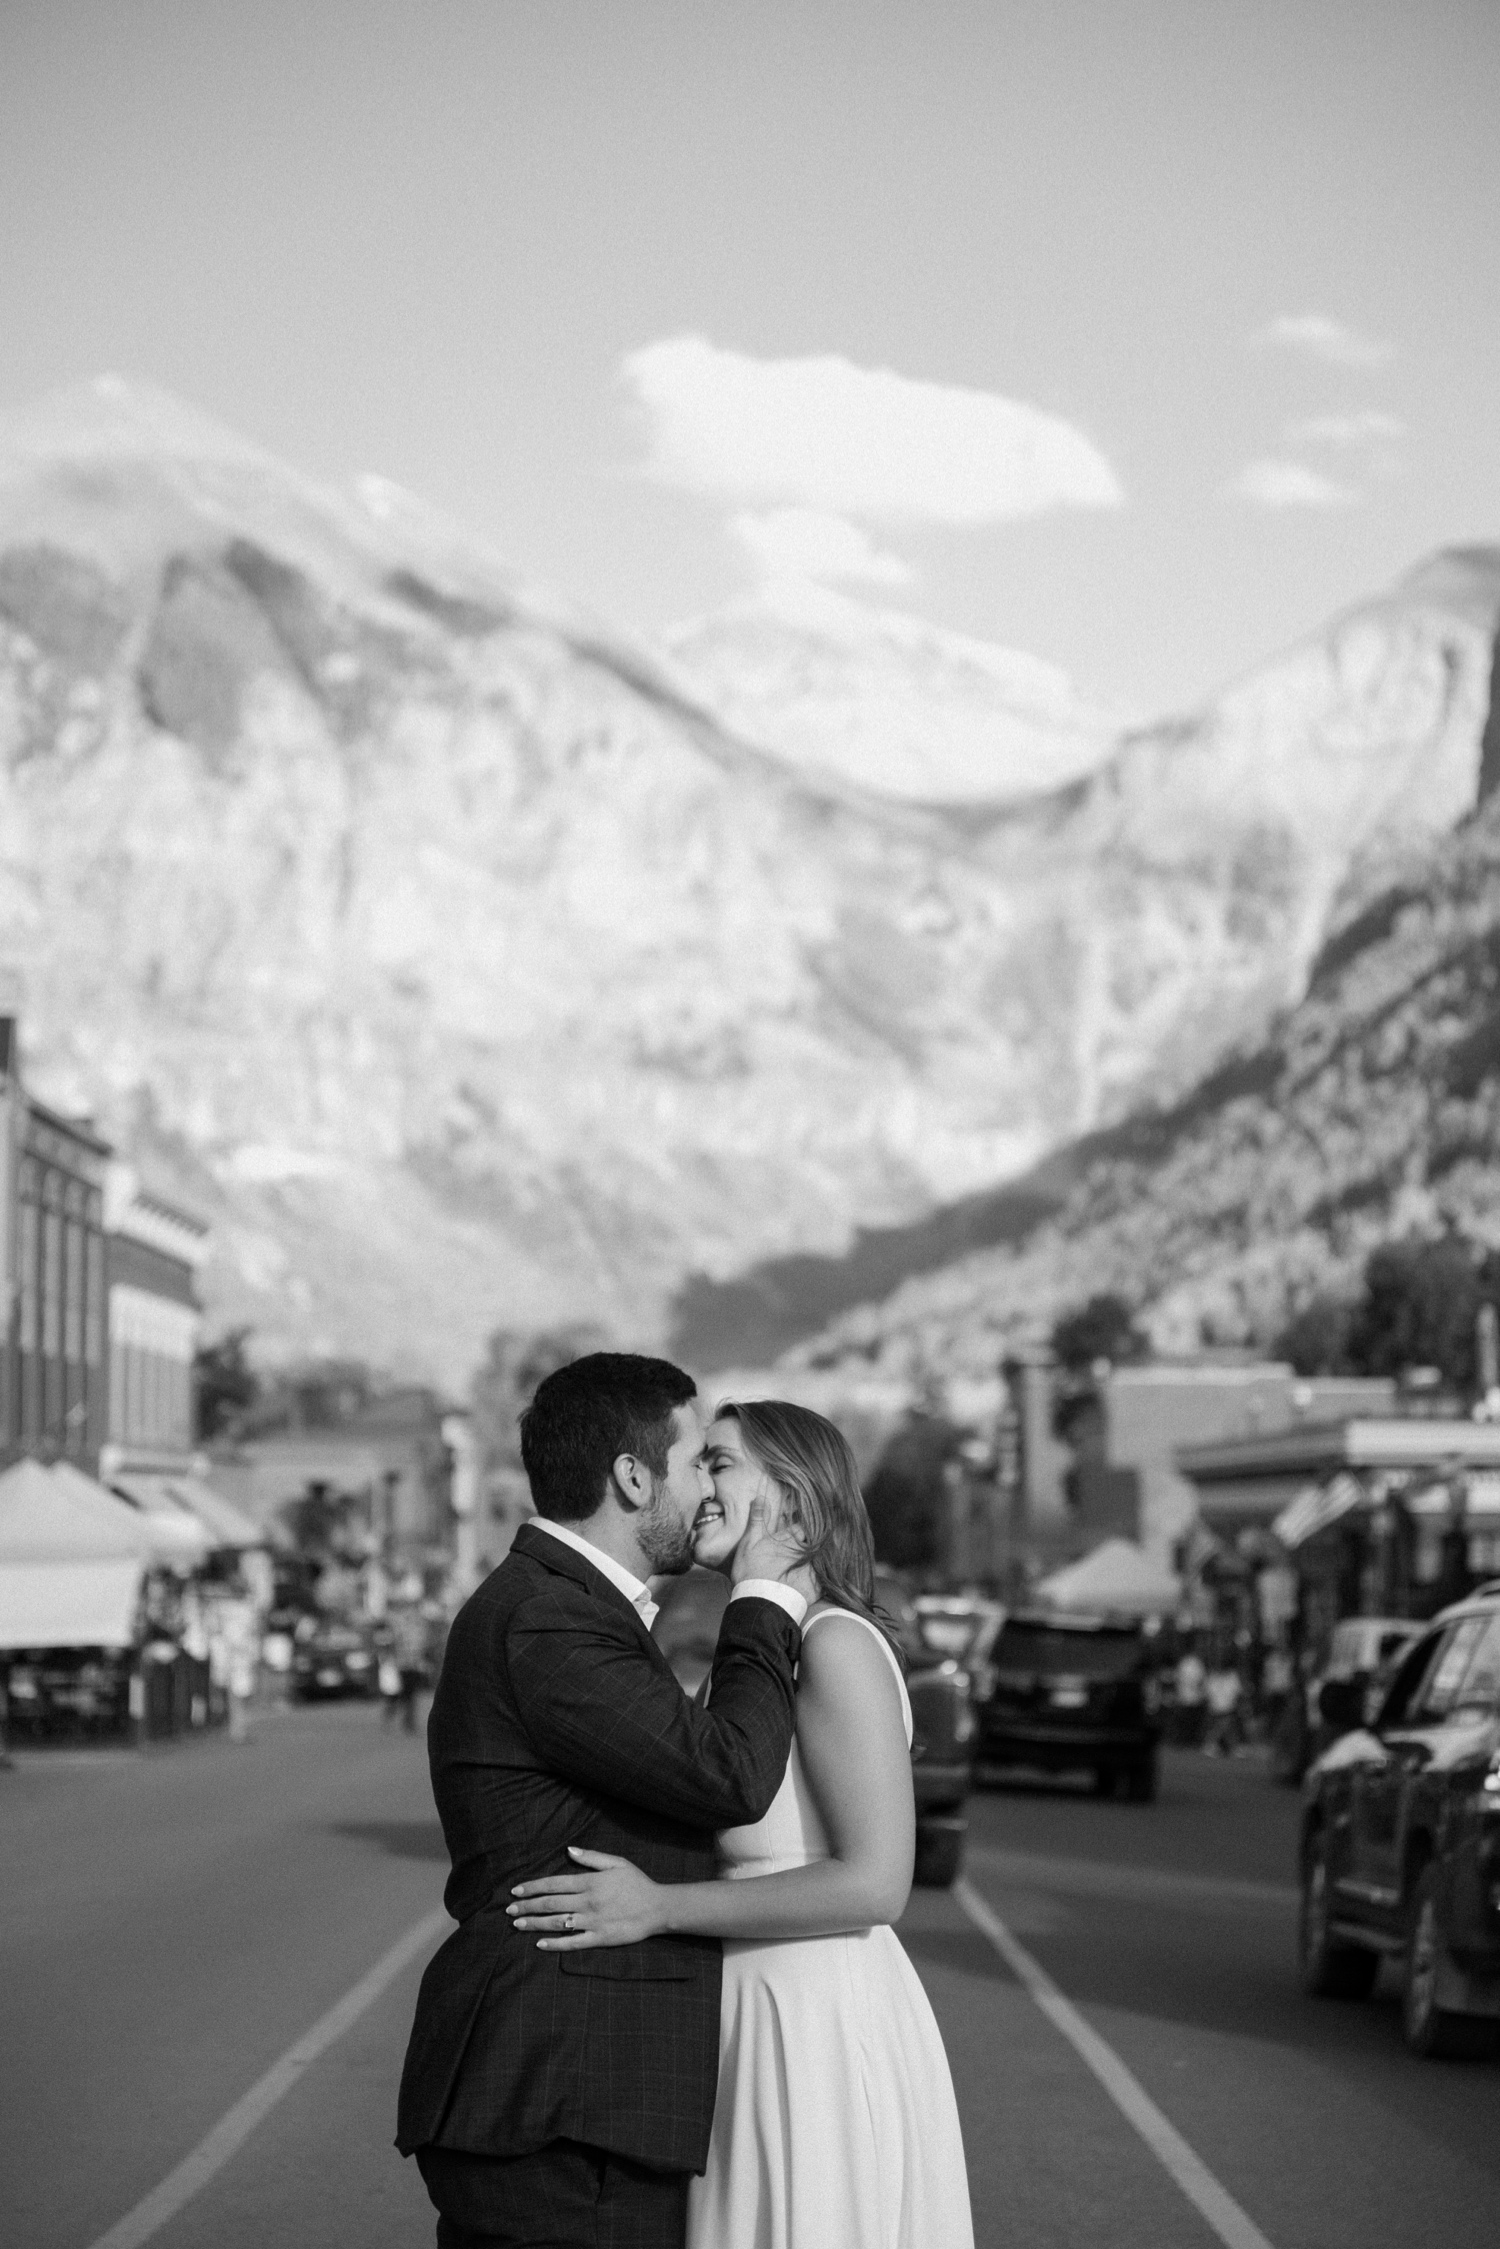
[1177,1415,1500,1480]
[25,1096,112,1157]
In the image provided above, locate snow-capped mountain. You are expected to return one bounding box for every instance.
[0,377,1494,1380]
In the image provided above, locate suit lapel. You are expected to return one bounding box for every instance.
[512,1521,671,1662]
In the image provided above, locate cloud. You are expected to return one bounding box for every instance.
[1230,458,1356,509]
[1252,314,1393,368]
[730,508,912,587]
[1284,410,1405,447]
[620,335,1123,524]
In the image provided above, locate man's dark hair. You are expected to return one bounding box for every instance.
[519,1352,697,1522]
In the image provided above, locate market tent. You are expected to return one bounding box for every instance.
[0,1459,145,1649]
[47,1461,204,1569]
[167,1473,265,1551]
[1034,1538,1181,1618]
[0,1459,143,1561]
[108,1466,221,1556]
[0,1559,143,1648]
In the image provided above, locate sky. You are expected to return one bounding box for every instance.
[1,0,1498,717]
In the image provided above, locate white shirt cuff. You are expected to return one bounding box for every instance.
[730,1580,808,1625]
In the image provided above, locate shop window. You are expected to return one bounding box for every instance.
[18,1200,37,1353]
[64,1220,83,1365]
[42,1206,61,1358]
[85,1234,103,1366]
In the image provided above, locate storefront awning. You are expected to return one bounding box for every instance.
[107,1475,217,1563]
[165,1474,266,1550]
[0,1458,144,1562]
[45,1462,195,1571]
[1272,1473,1367,1550]
[1406,1472,1500,1521]
[0,1558,144,1649]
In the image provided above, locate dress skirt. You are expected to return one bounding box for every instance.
[685,1918,975,2249]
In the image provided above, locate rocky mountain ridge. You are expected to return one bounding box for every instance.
[753,756,1500,1385]
[0,377,1496,1380]
[661,579,1123,803]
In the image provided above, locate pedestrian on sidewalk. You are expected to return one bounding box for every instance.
[1173,1642,1206,1746]
[389,1601,429,1734]
[1203,1658,1244,1756]
[215,1577,261,1745]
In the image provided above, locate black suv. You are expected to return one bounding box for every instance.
[974,1610,1161,1801]
[1299,1588,1500,2058]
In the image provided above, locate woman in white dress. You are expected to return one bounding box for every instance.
[509,1399,974,2249]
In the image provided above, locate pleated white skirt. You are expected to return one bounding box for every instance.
[686,1921,975,2249]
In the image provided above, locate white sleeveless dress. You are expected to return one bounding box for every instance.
[686,1609,975,2249]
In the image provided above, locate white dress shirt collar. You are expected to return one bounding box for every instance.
[527,1515,660,1630]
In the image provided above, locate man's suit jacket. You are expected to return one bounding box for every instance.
[396,1521,800,2174]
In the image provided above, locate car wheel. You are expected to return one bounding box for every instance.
[913,1816,966,1888]
[1299,1835,1379,2000]
[1124,1751,1159,1803]
[1092,1763,1117,1797]
[1400,1865,1496,2059]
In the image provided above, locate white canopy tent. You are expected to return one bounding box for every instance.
[0,1559,143,1649]
[1034,1537,1182,1619]
[49,1461,208,1570]
[110,1471,261,1555]
[0,1459,146,1650]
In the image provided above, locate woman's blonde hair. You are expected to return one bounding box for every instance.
[714,1398,902,1659]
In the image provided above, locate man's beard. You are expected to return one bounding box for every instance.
[637,1480,696,1576]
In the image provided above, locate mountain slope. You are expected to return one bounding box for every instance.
[661,579,1123,803]
[745,782,1500,1382]
[1,377,1496,1380]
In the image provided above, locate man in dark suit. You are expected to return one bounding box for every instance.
[397,1352,807,2249]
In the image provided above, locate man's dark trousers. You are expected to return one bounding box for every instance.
[397,1523,801,2249]
[418,2140,687,2249]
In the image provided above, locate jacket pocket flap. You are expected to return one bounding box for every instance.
[557,1945,694,1982]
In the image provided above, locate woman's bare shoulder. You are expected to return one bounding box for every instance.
[799,1606,902,1697]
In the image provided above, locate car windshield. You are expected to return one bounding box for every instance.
[994,1621,1141,1678]
[1451,1612,1500,1714]
[916,1607,996,1659]
[1410,1616,1489,1723]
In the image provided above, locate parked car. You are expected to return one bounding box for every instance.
[290,1618,378,1702]
[878,1573,981,1888]
[1,1648,131,1741]
[973,1609,1162,1800]
[1271,1615,1423,1785]
[1298,1587,1500,2058]
[913,1594,1006,1681]
[651,1568,977,1888]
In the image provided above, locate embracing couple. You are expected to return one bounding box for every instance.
[397,1352,973,2249]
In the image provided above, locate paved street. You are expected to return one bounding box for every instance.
[3,1712,1497,2249]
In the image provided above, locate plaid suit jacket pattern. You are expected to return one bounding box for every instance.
[396,1523,801,2172]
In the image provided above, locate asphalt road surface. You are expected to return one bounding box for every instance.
[3,1708,1496,2249]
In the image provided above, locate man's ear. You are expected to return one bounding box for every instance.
[609,1452,652,1511]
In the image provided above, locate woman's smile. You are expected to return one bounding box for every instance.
[692,1415,763,1565]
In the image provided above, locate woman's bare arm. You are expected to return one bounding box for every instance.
[508,1610,915,1947]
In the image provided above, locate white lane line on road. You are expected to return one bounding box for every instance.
[954,1878,1276,2249]
[84,1905,450,2249]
